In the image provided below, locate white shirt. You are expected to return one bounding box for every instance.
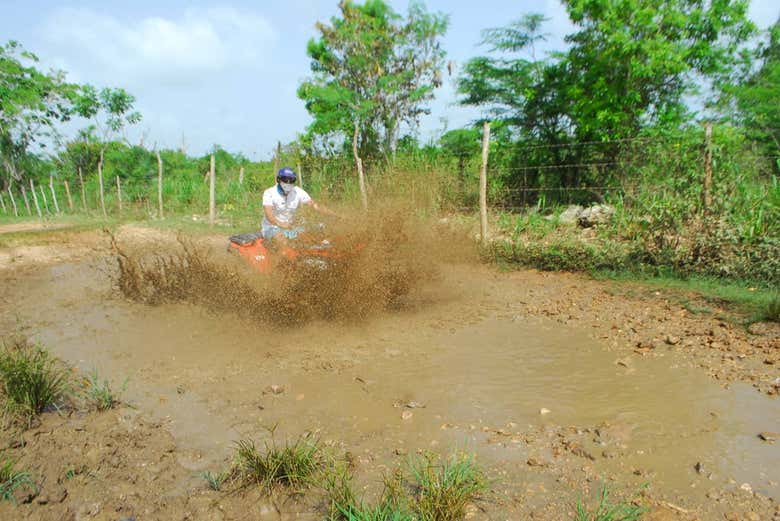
[261,185,312,234]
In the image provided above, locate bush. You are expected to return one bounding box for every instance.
[0,338,70,419]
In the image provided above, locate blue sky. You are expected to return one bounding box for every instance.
[2,1,778,159]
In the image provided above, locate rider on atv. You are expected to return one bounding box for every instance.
[262,167,337,246]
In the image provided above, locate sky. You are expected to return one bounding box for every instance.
[1,0,778,160]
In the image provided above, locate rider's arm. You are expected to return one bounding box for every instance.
[264,205,290,228]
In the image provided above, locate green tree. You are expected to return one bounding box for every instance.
[458,1,756,189]
[721,17,780,155]
[298,0,448,159]
[0,40,77,189]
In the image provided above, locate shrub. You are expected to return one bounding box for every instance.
[0,338,70,419]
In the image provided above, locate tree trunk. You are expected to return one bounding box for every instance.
[156,151,164,219]
[64,180,74,211]
[78,166,87,212]
[30,179,42,219]
[353,121,368,210]
[97,149,107,219]
[479,122,491,245]
[0,191,5,214]
[209,154,216,225]
[49,175,60,214]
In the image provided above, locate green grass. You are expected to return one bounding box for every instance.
[200,470,230,491]
[594,271,778,323]
[574,485,645,521]
[0,338,70,420]
[0,458,35,503]
[409,452,485,521]
[82,369,125,411]
[232,433,323,492]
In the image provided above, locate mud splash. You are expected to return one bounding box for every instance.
[111,207,450,324]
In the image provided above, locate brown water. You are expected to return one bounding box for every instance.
[2,257,778,510]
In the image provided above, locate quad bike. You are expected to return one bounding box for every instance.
[228,225,353,273]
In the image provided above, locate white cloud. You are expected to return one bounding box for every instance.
[38,7,277,88]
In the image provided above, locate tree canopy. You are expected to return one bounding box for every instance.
[298,0,448,159]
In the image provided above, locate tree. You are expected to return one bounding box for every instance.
[298,0,448,159]
[721,17,780,155]
[439,128,481,185]
[0,40,77,189]
[458,1,756,188]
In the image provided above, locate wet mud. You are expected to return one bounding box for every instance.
[0,222,778,520]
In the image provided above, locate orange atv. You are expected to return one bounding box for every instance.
[228,226,352,273]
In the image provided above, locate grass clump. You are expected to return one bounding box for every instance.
[764,294,780,322]
[325,466,412,521]
[574,485,646,521]
[0,457,35,502]
[233,433,323,492]
[0,338,70,420]
[409,452,485,521]
[82,369,124,411]
[200,470,230,491]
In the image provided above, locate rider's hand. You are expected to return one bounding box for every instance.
[278,221,291,229]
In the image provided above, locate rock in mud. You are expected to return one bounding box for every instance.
[401,411,413,420]
[263,384,285,395]
[664,335,681,345]
[539,408,551,415]
[758,432,779,442]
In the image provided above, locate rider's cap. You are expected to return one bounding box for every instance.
[277,167,297,182]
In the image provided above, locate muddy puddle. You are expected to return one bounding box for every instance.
[1,254,779,514]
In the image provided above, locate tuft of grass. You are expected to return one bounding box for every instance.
[82,370,125,411]
[0,338,70,420]
[200,470,230,491]
[764,294,780,322]
[325,465,413,521]
[0,458,35,502]
[233,433,323,492]
[409,452,485,521]
[574,485,646,521]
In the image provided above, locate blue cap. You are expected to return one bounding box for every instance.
[277,167,296,181]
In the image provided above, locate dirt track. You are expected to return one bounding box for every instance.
[0,223,778,520]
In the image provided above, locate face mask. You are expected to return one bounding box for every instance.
[280,182,294,194]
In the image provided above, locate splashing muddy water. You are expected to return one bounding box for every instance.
[1,224,778,517]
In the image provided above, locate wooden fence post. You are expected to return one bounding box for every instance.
[703,122,712,213]
[209,154,216,225]
[30,179,42,218]
[297,162,303,189]
[78,166,87,212]
[156,151,164,219]
[353,121,368,210]
[49,175,60,214]
[8,186,18,217]
[39,184,49,214]
[20,185,31,216]
[64,180,73,211]
[273,141,281,174]
[116,176,123,214]
[98,149,107,219]
[238,166,244,186]
[479,121,491,244]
